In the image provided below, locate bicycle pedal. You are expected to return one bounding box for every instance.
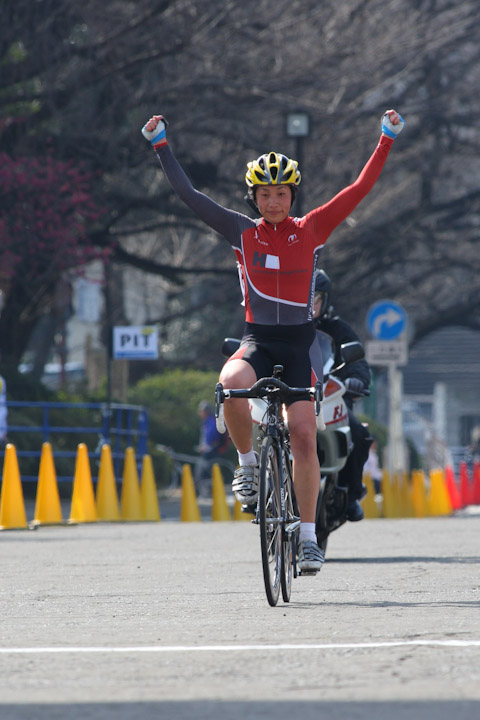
[299,569,320,577]
[241,502,257,515]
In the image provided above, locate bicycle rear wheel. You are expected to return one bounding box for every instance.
[259,436,282,607]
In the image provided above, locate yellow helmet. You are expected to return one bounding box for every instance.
[245,151,301,188]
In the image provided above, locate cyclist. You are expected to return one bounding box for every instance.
[313,269,372,521]
[142,109,405,572]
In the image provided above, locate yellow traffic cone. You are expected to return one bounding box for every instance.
[140,454,161,521]
[69,443,97,523]
[96,444,120,521]
[211,463,231,521]
[32,442,63,526]
[394,472,410,518]
[411,469,428,517]
[180,464,201,522]
[0,444,28,530]
[393,472,405,518]
[428,468,452,516]
[120,447,142,521]
[381,469,395,518]
[233,497,255,521]
[362,473,379,519]
[402,472,415,517]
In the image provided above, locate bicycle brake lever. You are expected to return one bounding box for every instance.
[314,381,323,415]
[215,382,227,433]
[215,382,225,416]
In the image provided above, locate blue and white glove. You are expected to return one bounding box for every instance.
[141,115,168,148]
[381,112,405,139]
[345,378,365,394]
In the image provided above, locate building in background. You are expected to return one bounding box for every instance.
[371,326,480,472]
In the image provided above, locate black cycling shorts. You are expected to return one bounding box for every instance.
[228,322,323,404]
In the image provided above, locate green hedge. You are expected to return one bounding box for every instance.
[128,368,238,488]
[128,368,222,455]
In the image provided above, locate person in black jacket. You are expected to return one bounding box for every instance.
[313,270,372,521]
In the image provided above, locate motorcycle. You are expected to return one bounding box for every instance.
[221,330,367,555]
[312,331,367,552]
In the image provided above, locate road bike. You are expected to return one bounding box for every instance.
[215,366,322,606]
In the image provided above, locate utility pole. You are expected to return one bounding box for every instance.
[286,111,310,218]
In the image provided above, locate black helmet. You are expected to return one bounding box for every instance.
[314,269,332,319]
[314,269,331,294]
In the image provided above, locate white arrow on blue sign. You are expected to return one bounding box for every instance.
[366,300,407,340]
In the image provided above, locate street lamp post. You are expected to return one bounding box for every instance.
[286,111,310,217]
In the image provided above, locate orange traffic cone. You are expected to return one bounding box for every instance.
[96,444,120,521]
[32,442,63,526]
[471,461,480,506]
[69,443,97,523]
[0,444,28,530]
[459,461,472,507]
[444,465,462,511]
[120,447,142,521]
[140,454,161,521]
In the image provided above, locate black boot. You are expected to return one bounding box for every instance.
[346,499,364,522]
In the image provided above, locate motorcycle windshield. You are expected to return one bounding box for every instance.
[315,330,336,376]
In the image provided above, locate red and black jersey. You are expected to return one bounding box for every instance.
[156,135,393,326]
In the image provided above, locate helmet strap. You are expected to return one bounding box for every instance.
[289,186,298,208]
[244,192,259,213]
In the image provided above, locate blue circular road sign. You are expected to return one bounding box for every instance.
[366,300,407,340]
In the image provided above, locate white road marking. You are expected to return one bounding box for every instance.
[1,639,479,654]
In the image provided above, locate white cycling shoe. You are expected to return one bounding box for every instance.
[232,455,259,505]
[298,539,325,573]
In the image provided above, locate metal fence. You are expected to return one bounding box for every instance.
[1,401,149,482]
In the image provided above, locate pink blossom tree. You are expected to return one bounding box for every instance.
[0,151,106,370]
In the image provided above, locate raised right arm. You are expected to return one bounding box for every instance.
[303,110,405,243]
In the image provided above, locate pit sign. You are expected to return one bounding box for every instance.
[113,326,159,360]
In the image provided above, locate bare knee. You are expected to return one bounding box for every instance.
[219,359,256,390]
[290,423,317,458]
[288,404,317,458]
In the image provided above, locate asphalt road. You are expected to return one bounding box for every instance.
[0,505,479,720]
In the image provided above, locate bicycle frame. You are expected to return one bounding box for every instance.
[256,389,300,553]
[215,368,321,604]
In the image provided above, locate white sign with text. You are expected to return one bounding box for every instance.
[113,326,159,359]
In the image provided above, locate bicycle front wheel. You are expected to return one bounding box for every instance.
[281,449,296,603]
[259,436,283,607]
